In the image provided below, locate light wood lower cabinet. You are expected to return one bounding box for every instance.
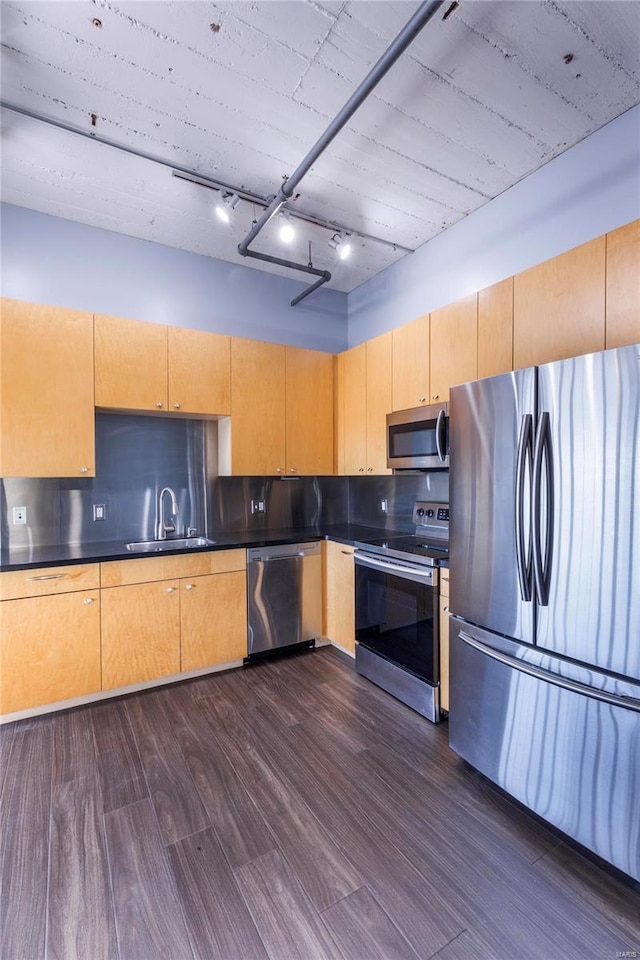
[323,541,355,654]
[101,580,181,689]
[0,590,101,714]
[180,571,247,671]
[439,568,450,714]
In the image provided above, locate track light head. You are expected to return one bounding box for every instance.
[328,231,352,260]
[279,210,295,243]
[215,192,240,223]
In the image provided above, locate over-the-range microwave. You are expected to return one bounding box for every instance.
[387,402,449,470]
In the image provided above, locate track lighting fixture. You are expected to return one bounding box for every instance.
[278,210,295,244]
[215,192,240,224]
[328,231,352,260]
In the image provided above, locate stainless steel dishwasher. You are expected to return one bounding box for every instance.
[246,541,322,660]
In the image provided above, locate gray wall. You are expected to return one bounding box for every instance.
[0,204,348,353]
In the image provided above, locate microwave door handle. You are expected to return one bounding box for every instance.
[435,409,446,462]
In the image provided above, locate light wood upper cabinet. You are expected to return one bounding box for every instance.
[95,313,167,411]
[514,236,606,369]
[366,332,393,474]
[180,571,247,671]
[392,313,430,411]
[605,220,640,349]
[168,326,231,415]
[323,541,355,654]
[1,589,101,715]
[0,299,95,478]
[230,338,286,475]
[339,343,367,475]
[285,346,334,475]
[101,580,181,689]
[338,334,392,475]
[430,294,478,401]
[478,278,513,379]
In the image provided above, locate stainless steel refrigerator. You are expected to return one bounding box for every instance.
[448,344,640,882]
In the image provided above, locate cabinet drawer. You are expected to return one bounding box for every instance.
[0,564,100,601]
[100,548,246,586]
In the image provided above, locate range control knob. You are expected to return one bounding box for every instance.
[426,509,434,518]
[417,508,425,517]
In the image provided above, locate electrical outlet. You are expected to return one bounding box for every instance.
[250,499,266,515]
[93,504,106,521]
[12,506,27,524]
[380,499,388,513]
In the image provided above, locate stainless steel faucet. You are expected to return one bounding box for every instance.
[156,486,179,540]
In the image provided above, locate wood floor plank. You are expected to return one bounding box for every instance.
[90,699,148,812]
[53,706,97,784]
[104,798,193,960]
[234,849,344,960]
[321,885,421,960]
[213,710,363,911]
[169,693,278,868]
[168,827,270,960]
[46,774,118,960]
[0,723,52,960]
[126,692,210,845]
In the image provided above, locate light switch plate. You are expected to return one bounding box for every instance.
[93,504,106,521]
[12,506,27,524]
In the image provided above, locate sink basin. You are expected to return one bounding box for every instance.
[125,537,216,553]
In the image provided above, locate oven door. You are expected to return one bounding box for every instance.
[354,552,439,685]
[387,403,449,470]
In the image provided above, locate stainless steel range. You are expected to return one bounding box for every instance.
[353,501,449,722]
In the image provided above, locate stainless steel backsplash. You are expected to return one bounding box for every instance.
[1,414,448,549]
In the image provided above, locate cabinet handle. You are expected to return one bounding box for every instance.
[80,467,89,474]
[83,597,95,605]
[444,605,449,612]
[276,467,283,473]
[358,468,364,473]
[432,394,439,400]
[290,467,297,474]
[185,583,195,590]
[166,586,177,593]
[341,550,353,555]
[156,401,164,408]
[27,573,66,582]
[173,402,181,409]
[419,396,426,403]
[367,467,373,472]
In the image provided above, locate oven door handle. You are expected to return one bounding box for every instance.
[354,551,435,584]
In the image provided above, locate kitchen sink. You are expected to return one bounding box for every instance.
[125,536,217,553]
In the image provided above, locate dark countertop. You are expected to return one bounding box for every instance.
[0,523,406,572]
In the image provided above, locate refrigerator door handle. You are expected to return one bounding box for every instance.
[435,409,447,462]
[458,631,640,712]
[532,411,554,606]
[515,413,533,602]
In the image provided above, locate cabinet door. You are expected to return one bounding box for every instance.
[323,541,355,654]
[430,294,478,402]
[478,278,513,379]
[392,314,430,411]
[366,332,393,474]
[168,326,231,416]
[340,343,367,475]
[95,313,168,411]
[513,236,605,369]
[101,581,180,689]
[1,591,100,715]
[0,300,95,478]
[180,571,247,671]
[605,220,640,349]
[230,338,286,475]
[285,346,334,475]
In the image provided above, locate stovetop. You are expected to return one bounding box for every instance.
[355,501,449,568]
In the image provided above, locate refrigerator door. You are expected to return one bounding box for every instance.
[536,345,640,681]
[449,619,640,882]
[450,367,536,645]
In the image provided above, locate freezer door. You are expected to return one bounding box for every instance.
[449,620,640,882]
[536,345,640,681]
[450,367,535,645]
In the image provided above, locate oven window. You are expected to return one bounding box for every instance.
[355,564,438,684]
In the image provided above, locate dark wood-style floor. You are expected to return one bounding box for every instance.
[1,647,638,960]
